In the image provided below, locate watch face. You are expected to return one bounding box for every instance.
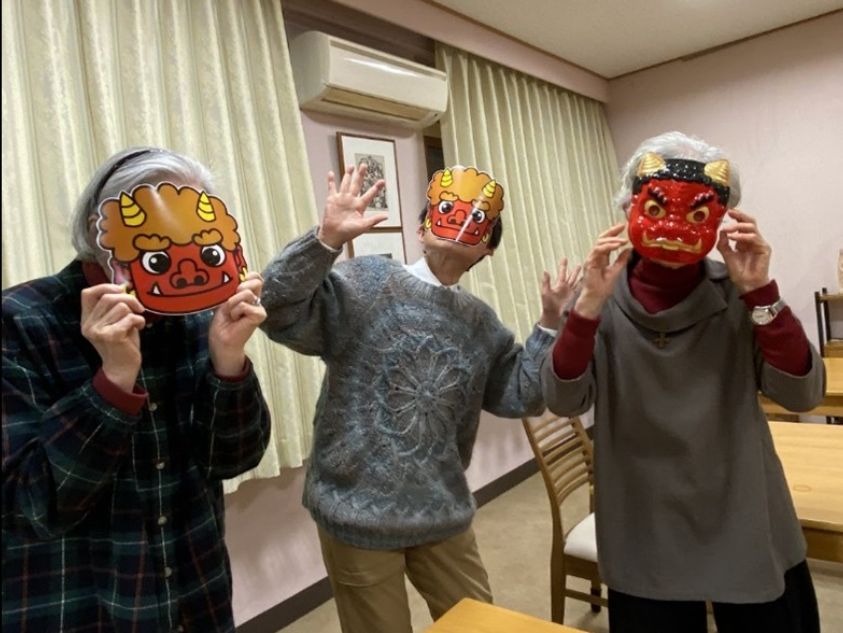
[752,308,773,325]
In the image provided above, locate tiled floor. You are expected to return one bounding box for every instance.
[278,473,843,632]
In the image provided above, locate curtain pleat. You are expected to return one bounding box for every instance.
[1,0,324,493]
[436,44,619,340]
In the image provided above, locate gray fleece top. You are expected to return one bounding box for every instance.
[261,229,553,549]
[541,258,825,603]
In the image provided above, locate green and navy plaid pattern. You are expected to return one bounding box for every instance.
[2,261,270,632]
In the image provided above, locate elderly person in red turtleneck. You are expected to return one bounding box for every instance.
[542,131,824,633]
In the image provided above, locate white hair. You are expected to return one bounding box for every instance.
[614,131,741,213]
[71,147,215,261]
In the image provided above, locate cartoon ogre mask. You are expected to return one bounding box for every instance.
[96,183,247,315]
[628,153,730,265]
[424,167,504,247]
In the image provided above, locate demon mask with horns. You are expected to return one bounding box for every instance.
[628,153,731,266]
[96,183,248,315]
[424,166,504,247]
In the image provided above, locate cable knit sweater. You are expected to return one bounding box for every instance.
[261,229,553,549]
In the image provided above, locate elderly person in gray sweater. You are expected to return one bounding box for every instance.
[542,131,824,633]
[260,163,579,633]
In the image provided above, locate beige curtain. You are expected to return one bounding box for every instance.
[1,0,323,493]
[436,44,619,340]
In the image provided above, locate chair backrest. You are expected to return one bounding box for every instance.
[522,412,595,522]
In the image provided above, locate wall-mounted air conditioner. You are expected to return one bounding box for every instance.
[288,31,448,129]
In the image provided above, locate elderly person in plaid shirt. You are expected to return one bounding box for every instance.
[2,148,271,633]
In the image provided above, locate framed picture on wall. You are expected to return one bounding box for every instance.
[336,132,402,228]
[348,228,407,264]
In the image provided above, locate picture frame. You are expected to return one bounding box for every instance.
[337,132,402,228]
[347,228,407,264]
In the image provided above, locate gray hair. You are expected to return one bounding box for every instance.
[71,146,215,261]
[614,131,741,213]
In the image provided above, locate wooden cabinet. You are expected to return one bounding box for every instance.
[815,289,843,357]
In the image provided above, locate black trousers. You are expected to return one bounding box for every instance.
[608,561,820,633]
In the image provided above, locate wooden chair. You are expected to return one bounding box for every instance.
[522,412,607,624]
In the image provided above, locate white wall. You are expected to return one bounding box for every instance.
[607,12,843,343]
[226,110,535,625]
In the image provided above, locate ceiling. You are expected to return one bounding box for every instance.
[429,0,843,78]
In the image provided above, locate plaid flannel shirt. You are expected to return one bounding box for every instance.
[2,261,271,633]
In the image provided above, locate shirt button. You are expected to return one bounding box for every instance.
[155,460,166,470]
[149,402,158,412]
[157,515,168,526]
[145,322,153,329]
[164,566,173,578]
[174,627,184,633]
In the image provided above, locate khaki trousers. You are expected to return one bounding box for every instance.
[318,525,493,633]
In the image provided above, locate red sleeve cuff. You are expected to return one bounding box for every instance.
[214,358,252,383]
[568,309,601,336]
[740,280,779,309]
[93,369,147,415]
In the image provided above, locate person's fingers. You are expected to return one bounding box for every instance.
[716,231,734,256]
[598,223,627,239]
[350,162,368,196]
[226,288,260,310]
[229,302,267,323]
[727,208,755,224]
[99,313,145,341]
[359,180,385,209]
[339,165,354,193]
[608,248,633,276]
[236,277,263,297]
[86,291,144,325]
[568,264,583,286]
[541,271,551,294]
[81,284,129,316]
[721,222,757,235]
[361,213,389,230]
[557,257,568,281]
[327,171,338,196]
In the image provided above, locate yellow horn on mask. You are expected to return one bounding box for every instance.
[197,192,216,222]
[482,180,497,198]
[704,159,730,187]
[119,192,145,227]
[636,152,667,177]
[440,169,453,187]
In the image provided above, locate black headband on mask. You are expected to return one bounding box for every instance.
[632,158,730,205]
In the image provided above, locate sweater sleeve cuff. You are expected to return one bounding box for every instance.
[93,369,147,415]
[213,357,252,383]
[568,309,601,338]
[740,280,779,308]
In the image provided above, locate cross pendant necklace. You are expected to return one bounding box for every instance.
[653,332,670,348]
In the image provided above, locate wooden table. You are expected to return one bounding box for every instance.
[424,599,588,633]
[770,421,843,563]
[760,357,843,417]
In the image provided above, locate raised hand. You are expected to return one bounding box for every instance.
[80,283,146,392]
[716,209,771,294]
[540,257,583,330]
[208,272,267,377]
[574,223,633,319]
[317,162,387,249]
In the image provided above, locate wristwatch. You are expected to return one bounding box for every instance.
[750,297,786,326]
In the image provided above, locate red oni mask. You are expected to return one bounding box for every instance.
[628,153,731,265]
[97,183,248,315]
[424,167,504,247]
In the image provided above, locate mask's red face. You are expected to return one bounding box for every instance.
[628,179,727,265]
[123,243,246,314]
[425,199,496,247]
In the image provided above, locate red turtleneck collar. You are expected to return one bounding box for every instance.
[629,256,704,314]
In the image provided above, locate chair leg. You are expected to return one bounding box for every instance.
[590,582,602,613]
[551,564,566,624]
